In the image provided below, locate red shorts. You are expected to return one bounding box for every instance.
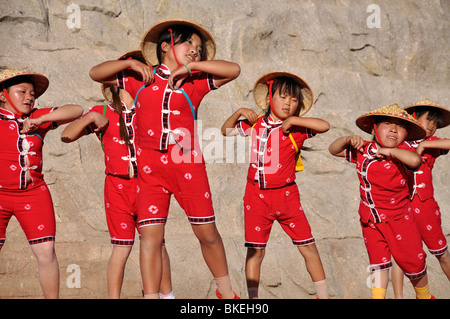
[412,196,448,255]
[0,182,55,245]
[104,175,139,246]
[243,181,314,249]
[360,210,427,280]
[136,146,215,228]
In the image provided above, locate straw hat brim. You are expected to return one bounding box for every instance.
[0,69,49,98]
[140,19,216,66]
[252,71,314,117]
[404,100,450,129]
[356,104,426,141]
[101,50,146,102]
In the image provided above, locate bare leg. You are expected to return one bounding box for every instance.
[107,245,132,298]
[191,223,235,298]
[30,241,59,299]
[391,260,405,299]
[245,248,265,299]
[160,244,173,296]
[139,224,165,298]
[436,251,450,281]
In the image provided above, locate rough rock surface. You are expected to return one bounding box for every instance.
[0,0,448,299]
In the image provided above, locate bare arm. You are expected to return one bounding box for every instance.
[89,59,154,85]
[282,116,330,134]
[221,107,258,136]
[376,147,422,169]
[21,104,83,133]
[328,135,365,157]
[169,60,240,89]
[61,111,109,143]
[416,138,450,155]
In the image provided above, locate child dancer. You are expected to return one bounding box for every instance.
[391,99,450,298]
[222,71,330,299]
[329,103,435,299]
[0,69,83,298]
[89,20,240,299]
[61,51,175,299]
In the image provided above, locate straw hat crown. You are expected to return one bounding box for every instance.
[404,98,450,129]
[0,69,49,98]
[140,19,216,66]
[252,71,314,117]
[356,103,426,141]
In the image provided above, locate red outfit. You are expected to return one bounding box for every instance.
[117,64,216,151]
[345,141,427,279]
[0,107,59,245]
[117,64,218,226]
[404,137,448,255]
[237,115,315,248]
[86,103,139,245]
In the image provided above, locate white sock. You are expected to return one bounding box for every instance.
[215,274,234,299]
[313,279,329,299]
[160,291,175,299]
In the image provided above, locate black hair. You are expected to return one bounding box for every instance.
[156,25,206,65]
[413,108,443,128]
[1,75,35,93]
[264,76,304,117]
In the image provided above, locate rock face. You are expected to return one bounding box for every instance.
[0,0,449,299]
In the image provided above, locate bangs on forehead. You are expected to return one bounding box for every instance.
[2,75,35,91]
[272,77,302,100]
[156,25,207,64]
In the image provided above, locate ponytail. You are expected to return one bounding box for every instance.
[109,85,131,145]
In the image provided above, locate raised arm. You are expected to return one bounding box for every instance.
[169,60,240,89]
[416,138,450,155]
[61,111,109,143]
[376,147,422,169]
[89,59,154,85]
[329,135,365,157]
[282,116,330,134]
[221,107,258,136]
[20,104,83,134]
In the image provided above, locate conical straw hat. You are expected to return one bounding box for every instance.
[140,19,216,66]
[356,103,426,141]
[403,98,450,129]
[252,71,314,117]
[0,69,49,98]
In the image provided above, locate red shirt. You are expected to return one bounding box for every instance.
[0,107,58,190]
[237,115,315,189]
[345,141,416,223]
[87,103,137,177]
[117,64,217,151]
[403,136,448,201]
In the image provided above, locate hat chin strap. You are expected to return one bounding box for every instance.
[267,80,282,121]
[373,123,385,148]
[168,28,182,68]
[2,88,22,118]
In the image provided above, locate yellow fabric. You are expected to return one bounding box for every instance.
[414,284,431,299]
[371,287,386,299]
[288,134,304,172]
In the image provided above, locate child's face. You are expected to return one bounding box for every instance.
[373,118,408,148]
[416,111,437,138]
[266,89,299,121]
[0,82,35,114]
[165,33,203,66]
